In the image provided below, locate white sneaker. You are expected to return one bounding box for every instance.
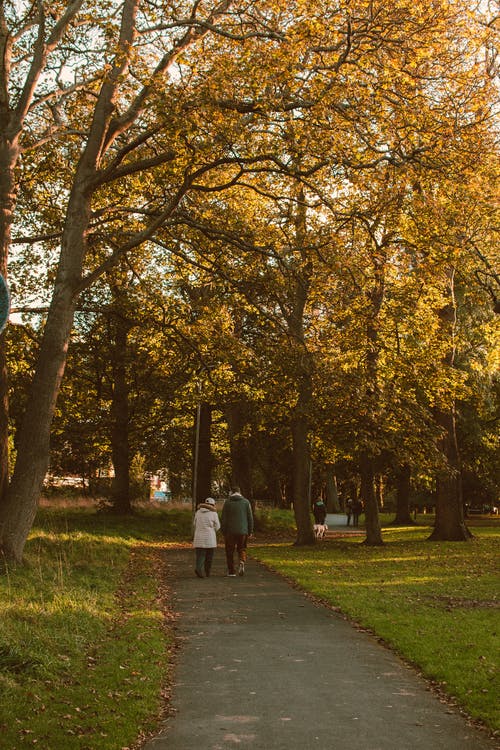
[238,561,245,576]
[227,572,236,577]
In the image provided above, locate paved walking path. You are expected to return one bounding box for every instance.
[142,548,497,750]
[325,513,365,537]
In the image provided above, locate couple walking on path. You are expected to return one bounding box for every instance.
[192,487,254,578]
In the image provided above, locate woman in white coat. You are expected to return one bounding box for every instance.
[193,497,221,578]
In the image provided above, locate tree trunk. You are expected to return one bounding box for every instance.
[428,271,471,542]
[198,402,212,503]
[0,149,94,557]
[225,400,252,499]
[375,474,384,509]
[0,0,88,527]
[391,463,414,525]
[288,181,314,545]
[0,0,222,560]
[428,407,471,541]
[193,402,212,507]
[0,279,79,560]
[0,0,145,560]
[283,477,293,509]
[110,314,131,513]
[269,476,283,507]
[291,412,314,545]
[325,464,340,513]
[360,453,384,545]
[357,245,385,546]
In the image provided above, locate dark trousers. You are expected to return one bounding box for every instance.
[224,534,248,574]
[195,547,215,577]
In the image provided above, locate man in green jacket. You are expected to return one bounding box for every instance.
[221,487,254,576]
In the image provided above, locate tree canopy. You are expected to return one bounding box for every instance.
[0,0,498,559]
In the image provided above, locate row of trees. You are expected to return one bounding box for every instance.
[0,0,498,560]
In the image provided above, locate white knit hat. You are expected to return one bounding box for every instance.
[205,497,216,506]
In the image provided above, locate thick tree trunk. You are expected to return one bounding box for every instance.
[358,251,385,546]
[193,402,212,507]
[288,181,314,545]
[360,453,384,545]
[375,474,384,509]
[325,464,340,513]
[225,400,252,499]
[0,0,143,559]
[0,280,78,560]
[0,0,97,551]
[0,15,85,555]
[391,463,414,525]
[198,402,212,503]
[0,0,210,560]
[110,315,131,513]
[428,274,471,542]
[0,163,92,560]
[428,407,471,541]
[291,412,314,545]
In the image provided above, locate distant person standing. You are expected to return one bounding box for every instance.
[346,498,353,526]
[221,486,254,576]
[192,498,220,578]
[352,498,363,527]
[312,498,327,525]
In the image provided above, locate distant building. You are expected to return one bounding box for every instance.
[150,473,171,502]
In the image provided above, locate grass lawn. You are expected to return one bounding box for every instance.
[0,502,498,747]
[251,513,500,735]
[0,503,192,750]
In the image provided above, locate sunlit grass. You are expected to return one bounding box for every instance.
[0,506,181,750]
[2,503,498,746]
[252,522,500,733]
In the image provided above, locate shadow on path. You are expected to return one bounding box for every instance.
[142,548,497,750]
